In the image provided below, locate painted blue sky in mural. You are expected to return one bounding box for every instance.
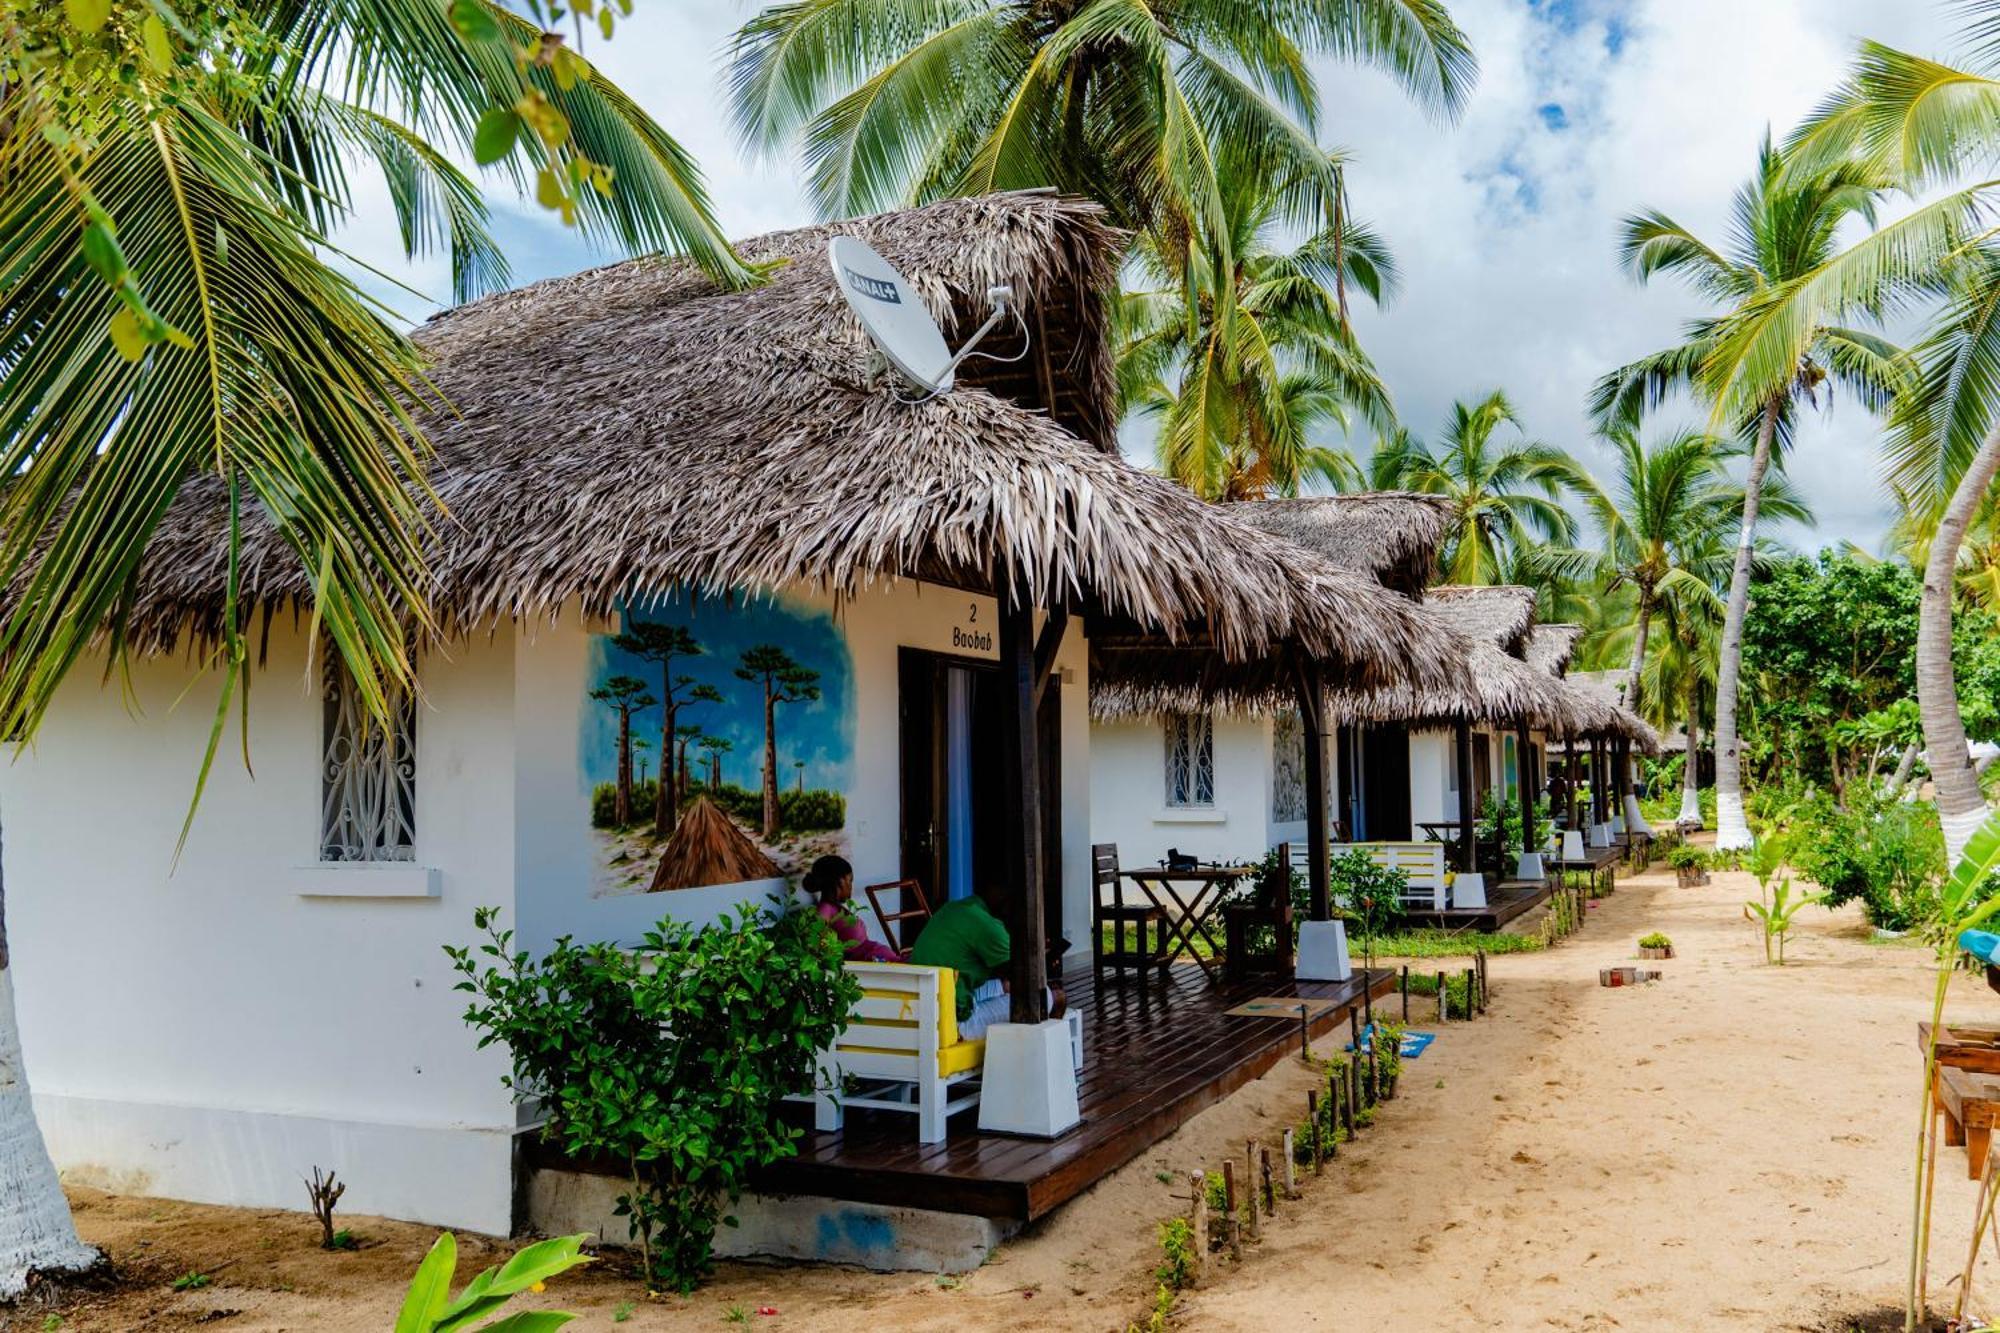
[580,589,854,795]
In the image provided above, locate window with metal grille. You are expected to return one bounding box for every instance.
[1164,711,1214,808]
[320,660,417,862]
[1271,709,1305,822]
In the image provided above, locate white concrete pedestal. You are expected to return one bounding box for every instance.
[1588,823,1612,848]
[977,1021,1081,1138]
[1452,872,1487,909]
[1623,794,1655,835]
[1295,918,1353,982]
[1560,829,1586,861]
[1611,811,1627,836]
[1514,851,1545,881]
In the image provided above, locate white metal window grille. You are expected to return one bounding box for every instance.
[1164,712,1214,808]
[320,661,417,862]
[1271,709,1306,822]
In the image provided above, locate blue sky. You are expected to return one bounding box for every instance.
[336,0,1961,553]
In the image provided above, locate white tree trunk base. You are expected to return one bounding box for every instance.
[0,969,100,1299]
[1676,788,1703,829]
[1714,792,1753,851]
[1942,803,1992,872]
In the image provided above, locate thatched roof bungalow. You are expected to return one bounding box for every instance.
[7,191,1481,1253]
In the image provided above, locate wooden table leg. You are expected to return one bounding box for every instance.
[1972,1124,1992,1181]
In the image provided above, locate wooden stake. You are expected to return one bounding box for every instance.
[1465,967,1478,1020]
[1188,1173,1209,1285]
[1223,1160,1241,1259]
[1401,965,1410,1021]
[1328,1069,1343,1157]
[1437,969,1448,1022]
[1281,1131,1299,1199]
[1245,1141,1259,1238]
[1345,1061,1360,1134]
[1307,1091,1323,1174]
[1260,1145,1276,1215]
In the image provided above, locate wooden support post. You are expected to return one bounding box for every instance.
[1291,655,1333,921]
[1516,721,1536,866]
[1243,1143,1259,1239]
[1260,1145,1276,1215]
[1454,720,1477,874]
[1188,1173,1209,1284]
[1223,1160,1241,1259]
[997,598,1048,1024]
[1281,1131,1299,1198]
[1307,1092,1324,1174]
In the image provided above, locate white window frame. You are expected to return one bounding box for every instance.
[1164,711,1215,809]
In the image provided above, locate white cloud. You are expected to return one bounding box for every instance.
[328,0,1953,549]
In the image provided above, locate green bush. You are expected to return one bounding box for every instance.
[447,904,860,1291]
[779,787,846,832]
[1331,848,1407,939]
[1792,797,1945,931]
[1667,842,1706,871]
[592,778,663,829]
[1638,931,1672,949]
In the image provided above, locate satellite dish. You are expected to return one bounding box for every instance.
[828,235,1022,401]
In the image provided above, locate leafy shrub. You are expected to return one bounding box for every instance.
[592,779,662,830]
[1667,843,1706,871]
[447,904,860,1291]
[395,1232,590,1331]
[1638,931,1672,949]
[1331,848,1407,939]
[779,787,845,832]
[1155,1218,1196,1289]
[1792,797,1945,931]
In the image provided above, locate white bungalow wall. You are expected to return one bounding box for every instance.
[3,581,1095,1238]
[1088,712,1319,868]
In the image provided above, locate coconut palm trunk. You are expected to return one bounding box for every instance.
[0,825,100,1297]
[1680,713,1704,827]
[1624,587,1654,711]
[1919,421,2000,863]
[1713,398,1781,850]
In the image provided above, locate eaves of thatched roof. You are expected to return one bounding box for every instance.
[105,191,1453,683]
[1228,493,1454,598]
[1524,624,1584,677]
[1423,584,1538,656]
[1548,670,1664,753]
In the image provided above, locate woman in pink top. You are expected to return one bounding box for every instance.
[804,855,901,963]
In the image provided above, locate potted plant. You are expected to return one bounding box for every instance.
[1637,931,1674,960]
[1667,842,1707,887]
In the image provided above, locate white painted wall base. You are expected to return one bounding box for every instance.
[977,1022,1081,1137]
[1295,919,1352,982]
[38,1092,516,1236]
[527,1169,1013,1273]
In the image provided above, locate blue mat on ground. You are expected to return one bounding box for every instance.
[1347,1025,1436,1059]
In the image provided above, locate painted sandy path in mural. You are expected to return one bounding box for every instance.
[45,862,1996,1331]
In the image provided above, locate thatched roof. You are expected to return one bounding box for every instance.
[99,192,1451,678]
[1524,624,1584,677]
[648,797,781,892]
[1546,671,1664,753]
[1423,585,1538,655]
[1228,493,1454,597]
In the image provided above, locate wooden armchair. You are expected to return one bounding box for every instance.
[863,878,932,954]
[1092,843,1165,980]
[1222,842,1295,981]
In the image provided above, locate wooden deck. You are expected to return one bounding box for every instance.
[1398,880,1554,932]
[749,959,1397,1222]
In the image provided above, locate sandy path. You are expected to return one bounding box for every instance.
[39,860,2000,1332]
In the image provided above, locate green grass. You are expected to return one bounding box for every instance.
[1404,970,1478,1018]
[1368,928,1545,959]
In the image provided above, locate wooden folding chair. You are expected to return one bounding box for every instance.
[1093,843,1165,980]
[863,878,933,954]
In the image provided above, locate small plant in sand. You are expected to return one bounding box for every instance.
[171,1272,211,1292]
[1638,931,1672,949]
[1155,1217,1196,1289]
[304,1166,345,1250]
[395,1233,591,1332]
[1744,877,1821,964]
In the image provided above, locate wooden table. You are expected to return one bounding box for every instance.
[1919,1022,2000,1075]
[1120,866,1250,985]
[1936,1065,2000,1178]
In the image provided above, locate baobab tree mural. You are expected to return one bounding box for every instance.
[735,644,821,840]
[583,591,851,898]
[589,674,656,826]
[612,619,722,835]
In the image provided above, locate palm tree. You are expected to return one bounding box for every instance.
[727,0,1477,233]
[1589,137,1906,850]
[1118,151,1397,499]
[1375,390,1587,584]
[0,0,744,1295]
[1643,583,1723,828]
[1531,428,1809,712]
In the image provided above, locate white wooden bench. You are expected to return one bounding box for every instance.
[1342,842,1448,912]
[808,962,984,1144]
